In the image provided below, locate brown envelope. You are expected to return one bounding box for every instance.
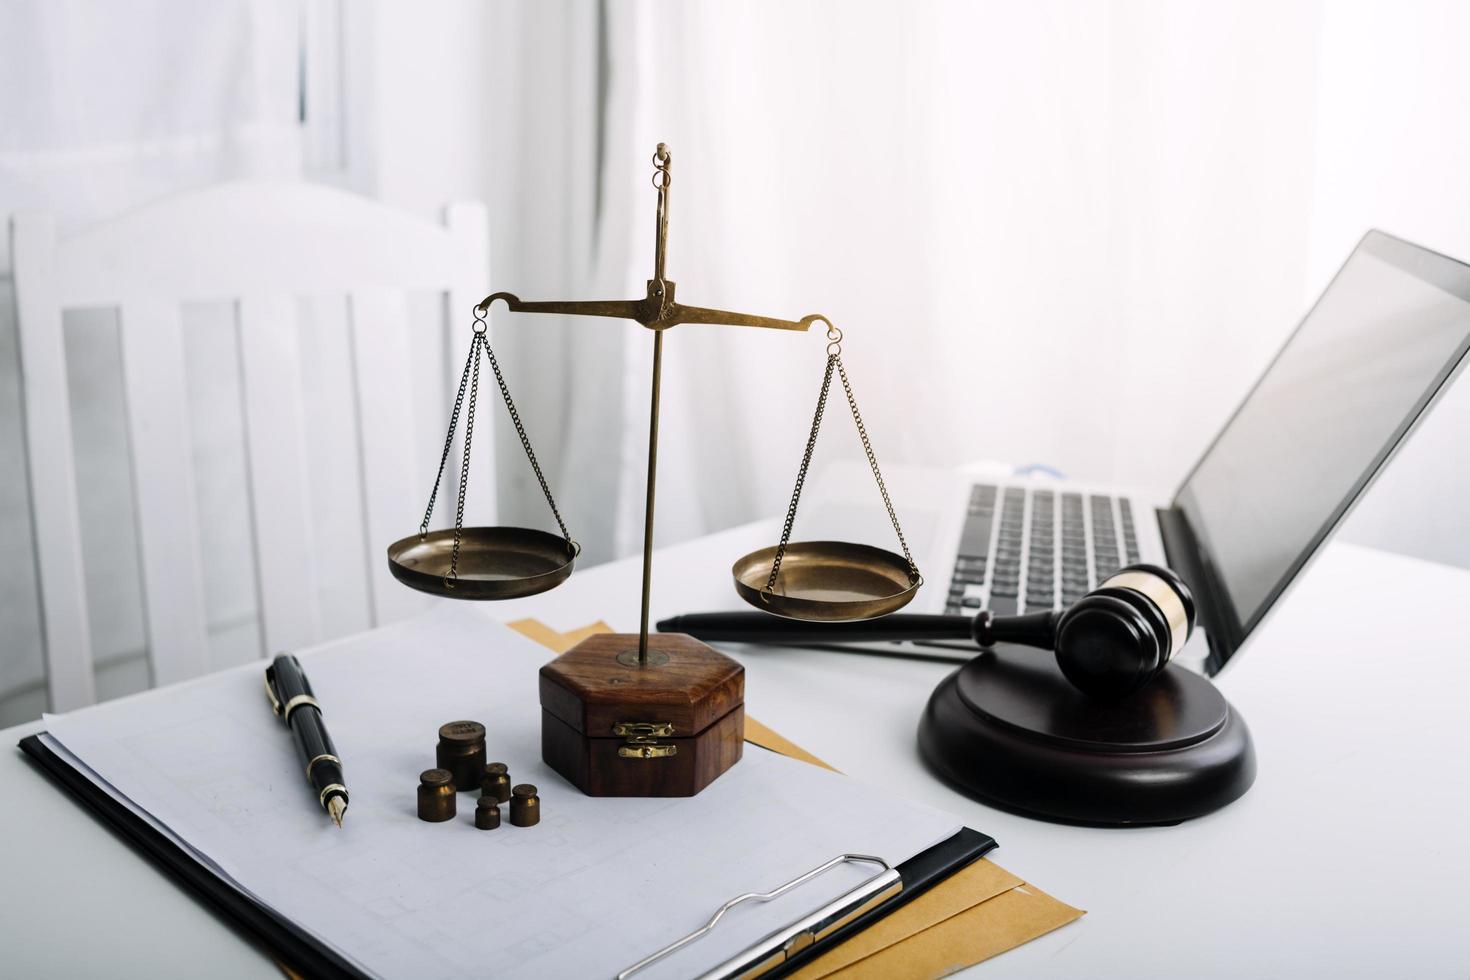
[510,619,1083,979]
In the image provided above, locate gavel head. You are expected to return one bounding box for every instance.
[1054,563,1197,698]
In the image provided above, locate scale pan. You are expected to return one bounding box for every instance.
[732,541,920,622]
[388,527,578,600]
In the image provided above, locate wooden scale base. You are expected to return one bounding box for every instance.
[918,647,1257,826]
[539,634,745,797]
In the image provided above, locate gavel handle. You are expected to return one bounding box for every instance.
[656,610,1060,649]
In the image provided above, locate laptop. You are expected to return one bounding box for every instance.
[811,230,1470,675]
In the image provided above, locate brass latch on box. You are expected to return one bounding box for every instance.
[614,722,678,760]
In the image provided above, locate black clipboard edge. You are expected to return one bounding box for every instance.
[19,732,366,980]
[766,826,997,979]
[21,731,994,980]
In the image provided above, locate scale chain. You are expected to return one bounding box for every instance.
[765,339,918,594]
[480,332,574,547]
[835,357,917,577]
[447,334,484,587]
[765,354,837,593]
[419,334,480,538]
[418,316,577,587]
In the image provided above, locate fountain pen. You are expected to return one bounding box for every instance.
[265,653,349,827]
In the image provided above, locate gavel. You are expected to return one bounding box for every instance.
[658,564,1197,698]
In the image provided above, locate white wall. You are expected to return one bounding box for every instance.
[1310,0,1470,568]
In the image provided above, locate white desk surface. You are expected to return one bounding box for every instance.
[3,521,1468,978]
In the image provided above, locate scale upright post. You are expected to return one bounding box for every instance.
[637,146,673,665]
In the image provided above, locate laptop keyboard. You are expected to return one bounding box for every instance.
[944,484,1142,616]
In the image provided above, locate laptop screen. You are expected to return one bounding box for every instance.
[1175,231,1470,646]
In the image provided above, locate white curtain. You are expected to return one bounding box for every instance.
[479,0,1327,565]
[480,0,1470,576]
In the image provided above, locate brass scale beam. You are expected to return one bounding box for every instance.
[476,144,825,666]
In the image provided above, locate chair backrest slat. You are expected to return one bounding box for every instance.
[11,213,97,710]
[118,297,210,685]
[238,293,322,655]
[350,287,428,625]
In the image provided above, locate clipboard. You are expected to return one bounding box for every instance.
[617,830,997,980]
[19,732,994,980]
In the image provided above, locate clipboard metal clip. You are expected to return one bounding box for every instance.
[615,853,902,980]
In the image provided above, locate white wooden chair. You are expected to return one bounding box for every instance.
[11,182,489,711]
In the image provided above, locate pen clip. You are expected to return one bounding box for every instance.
[264,666,283,716]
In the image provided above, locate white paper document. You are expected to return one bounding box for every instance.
[44,605,963,979]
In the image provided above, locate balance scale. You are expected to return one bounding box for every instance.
[385,144,918,797]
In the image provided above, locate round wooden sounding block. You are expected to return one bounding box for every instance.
[918,647,1256,826]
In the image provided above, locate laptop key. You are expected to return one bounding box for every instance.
[960,521,994,559]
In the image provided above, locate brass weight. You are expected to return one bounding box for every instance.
[436,721,486,793]
[509,784,540,827]
[417,769,457,822]
[480,762,511,803]
[474,797,502,830]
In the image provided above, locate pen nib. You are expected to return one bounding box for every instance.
[327,796,347,828]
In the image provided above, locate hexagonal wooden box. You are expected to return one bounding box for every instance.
[539,632,745,797]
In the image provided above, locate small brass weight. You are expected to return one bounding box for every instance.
[389,143,918,797]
